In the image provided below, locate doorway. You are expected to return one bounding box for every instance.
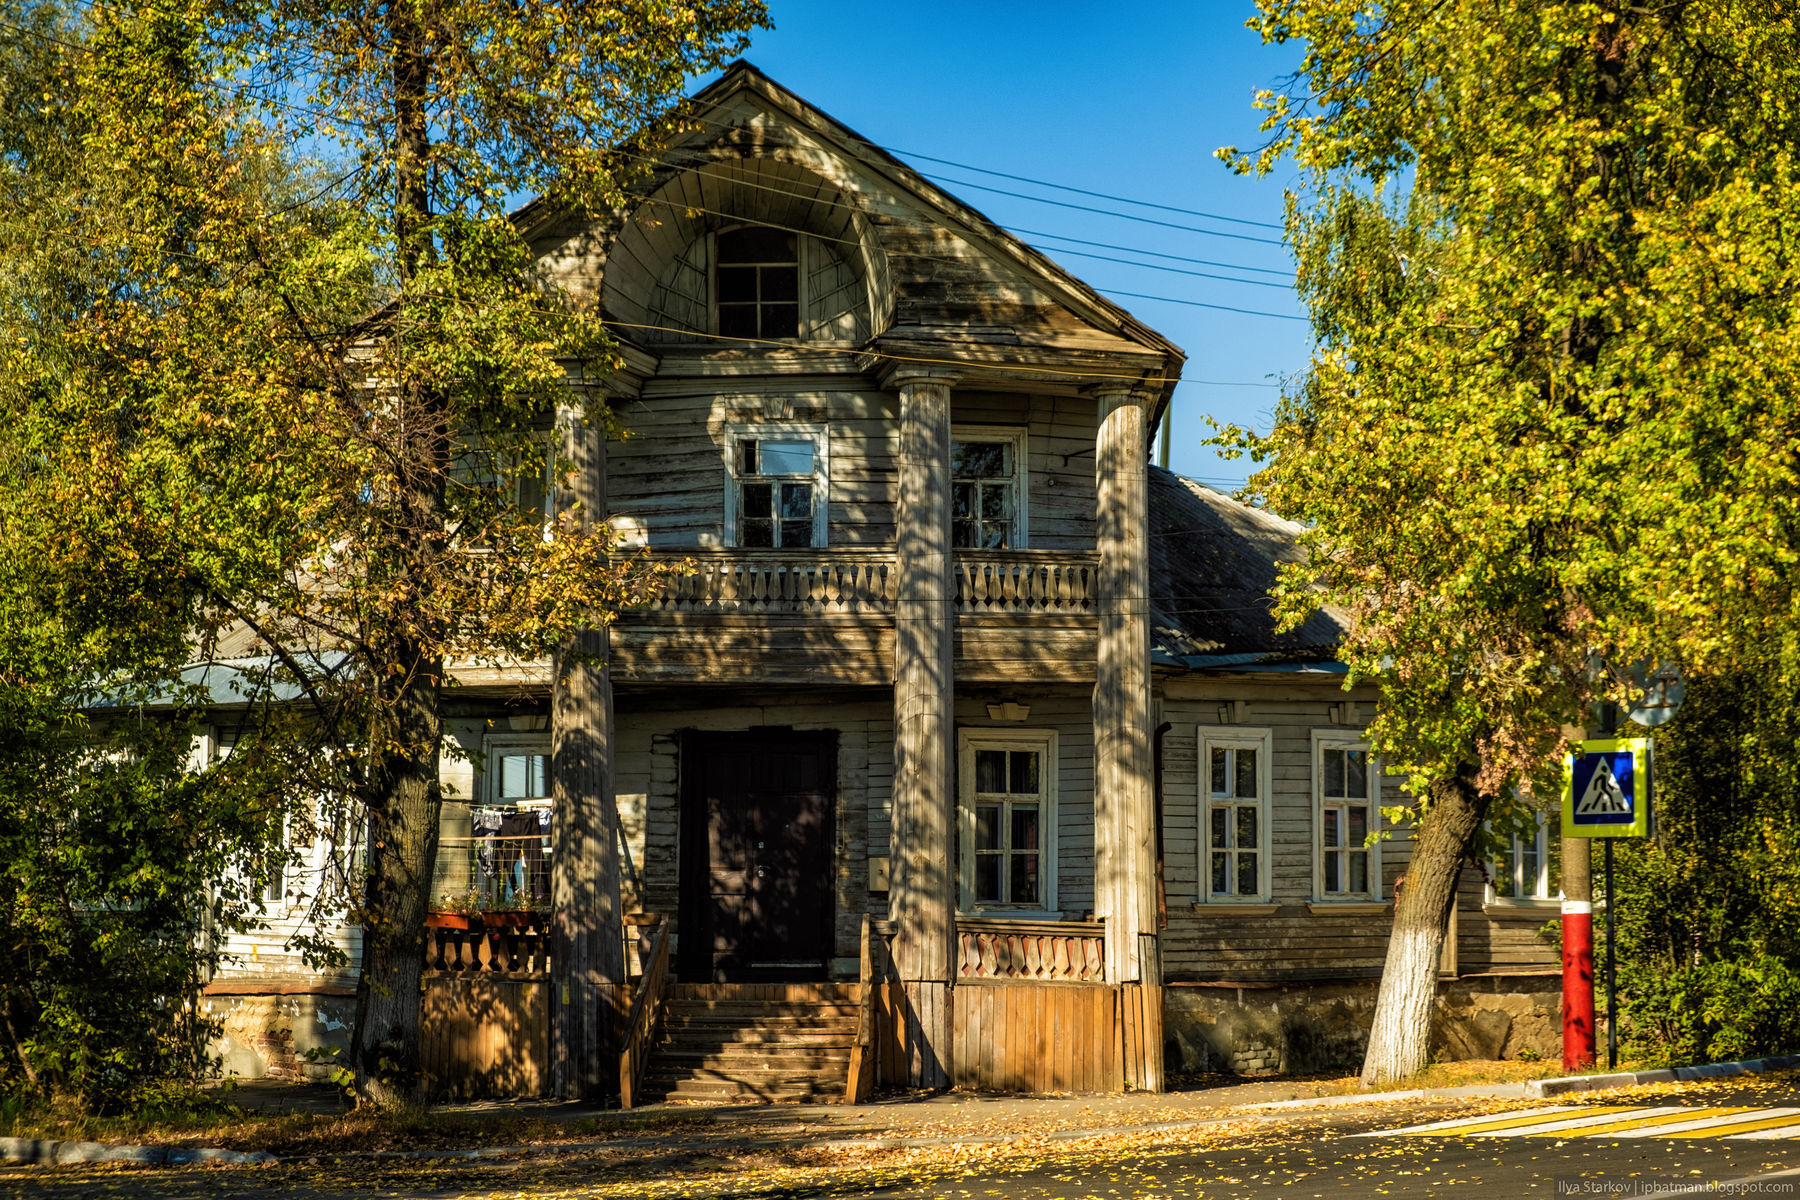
[677,730,837,982]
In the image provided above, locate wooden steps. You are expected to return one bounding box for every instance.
[642,983,859,1104]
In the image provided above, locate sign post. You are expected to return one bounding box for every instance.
[1563,737,1652,1070]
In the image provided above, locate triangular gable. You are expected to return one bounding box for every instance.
[519,61,1184,410]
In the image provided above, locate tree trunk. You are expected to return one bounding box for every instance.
[1359,766,1487,1087]
[351,644,443,1107]
[351,6,440,1108]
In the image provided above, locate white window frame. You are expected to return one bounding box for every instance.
[1198,727,1273,904]
[957,729,1059,916]
[1488,805,1559,906]
[482,733,553,811]
[1312,730,1381,902]
[950,425,1030,550]
[722,423,830,549]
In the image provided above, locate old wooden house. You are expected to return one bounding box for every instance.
[203,62,1562,1099]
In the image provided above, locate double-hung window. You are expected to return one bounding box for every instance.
[1493,806,1559,902]
[1314,732,1380,900]
[950,427,1027,549]
[1199,729,1272,902]
[725,425,829,548]
[958,731,1058,913]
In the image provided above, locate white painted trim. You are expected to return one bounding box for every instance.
[956,727,1059,914]
[1486,803,1558,903]
[481,732,553,809]
[721,422,831,548]
[1196,726,1274,904]
[1188,902,1279,917]
[950,423,1030,550]
[1310,728,1382,903]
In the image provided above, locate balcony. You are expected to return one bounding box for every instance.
[638,548,1098,616]
[611,548,1100,685]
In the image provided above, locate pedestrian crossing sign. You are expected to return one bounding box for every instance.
[1562,737,1652,839]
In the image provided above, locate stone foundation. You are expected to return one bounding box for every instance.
[201,985,357,1081]
[1164,973,1560,1076]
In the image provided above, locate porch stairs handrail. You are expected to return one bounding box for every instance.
[844,914,882,1103]
[618,914,671,1109]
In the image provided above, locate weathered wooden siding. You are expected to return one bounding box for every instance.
[606,372,899,550]
[606,381,1100,557]
[1159,682,1402,982]
[1453,863,1560,974]
[941,389,1098,550]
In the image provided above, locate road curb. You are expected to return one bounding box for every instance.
[1527,1054,1800,1096]
[0,1136,277,1167]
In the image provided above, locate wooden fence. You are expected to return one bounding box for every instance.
[871,923,1163,1094]
[421,913,667,1100]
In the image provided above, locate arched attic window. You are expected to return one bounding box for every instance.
[644,223,871,344]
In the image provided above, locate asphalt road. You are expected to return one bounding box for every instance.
[6,1087,1800,1199]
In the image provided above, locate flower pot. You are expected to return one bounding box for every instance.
[480,911,533,929]
[425,912,476,930]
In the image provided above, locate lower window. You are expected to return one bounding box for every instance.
[1493,806,1560,900]
[958,730,1058,913]
[1199,728,1272,903]
[1314,732,1380,900]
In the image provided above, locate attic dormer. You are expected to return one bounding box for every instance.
[603,156,894,346]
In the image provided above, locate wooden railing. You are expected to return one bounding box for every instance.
[618,915,671,1109]
[955,551,1097,614]
[425,911,554,976]
[649,549,897,613]
[955,918,1106,982]
[844,914,882,1103]
[637,549,1098,617]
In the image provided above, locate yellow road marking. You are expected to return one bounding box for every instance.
[1389,1106,1635,1136]
[1528,1107,1752,1138]
[1655,1110,1800,1139]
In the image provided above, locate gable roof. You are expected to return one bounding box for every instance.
[1147,467,1348,669]
[516,60,1185,423]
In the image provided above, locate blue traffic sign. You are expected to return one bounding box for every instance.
[1563,738,1651,839]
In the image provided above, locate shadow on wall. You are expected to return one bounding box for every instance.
[1163,976,1561,1076]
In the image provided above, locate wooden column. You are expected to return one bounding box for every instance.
[551,400,625,1100]
[1091,385,1162,1088]
[889,368,956,1088]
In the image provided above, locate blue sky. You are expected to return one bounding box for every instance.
[713,1,1312,490]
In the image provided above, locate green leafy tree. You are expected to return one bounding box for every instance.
[1224,0,1800,1082]
[1611,658,1800,1066]
[0,0,294,1108]
[7,0,766,1106]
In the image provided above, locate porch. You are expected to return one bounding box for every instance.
[417,913,1158,1100]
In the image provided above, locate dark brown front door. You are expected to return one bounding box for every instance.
[678,730,836,982]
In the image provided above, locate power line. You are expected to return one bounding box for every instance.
[608,150,1290,293]
[897,172,1289,247]
[883,147,1286,231]
[670,108,1290,245]
[1029,245,1293,290]
[1007,228,1292,277]
[624,193,1305,323]
[1096,289,1307,321]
